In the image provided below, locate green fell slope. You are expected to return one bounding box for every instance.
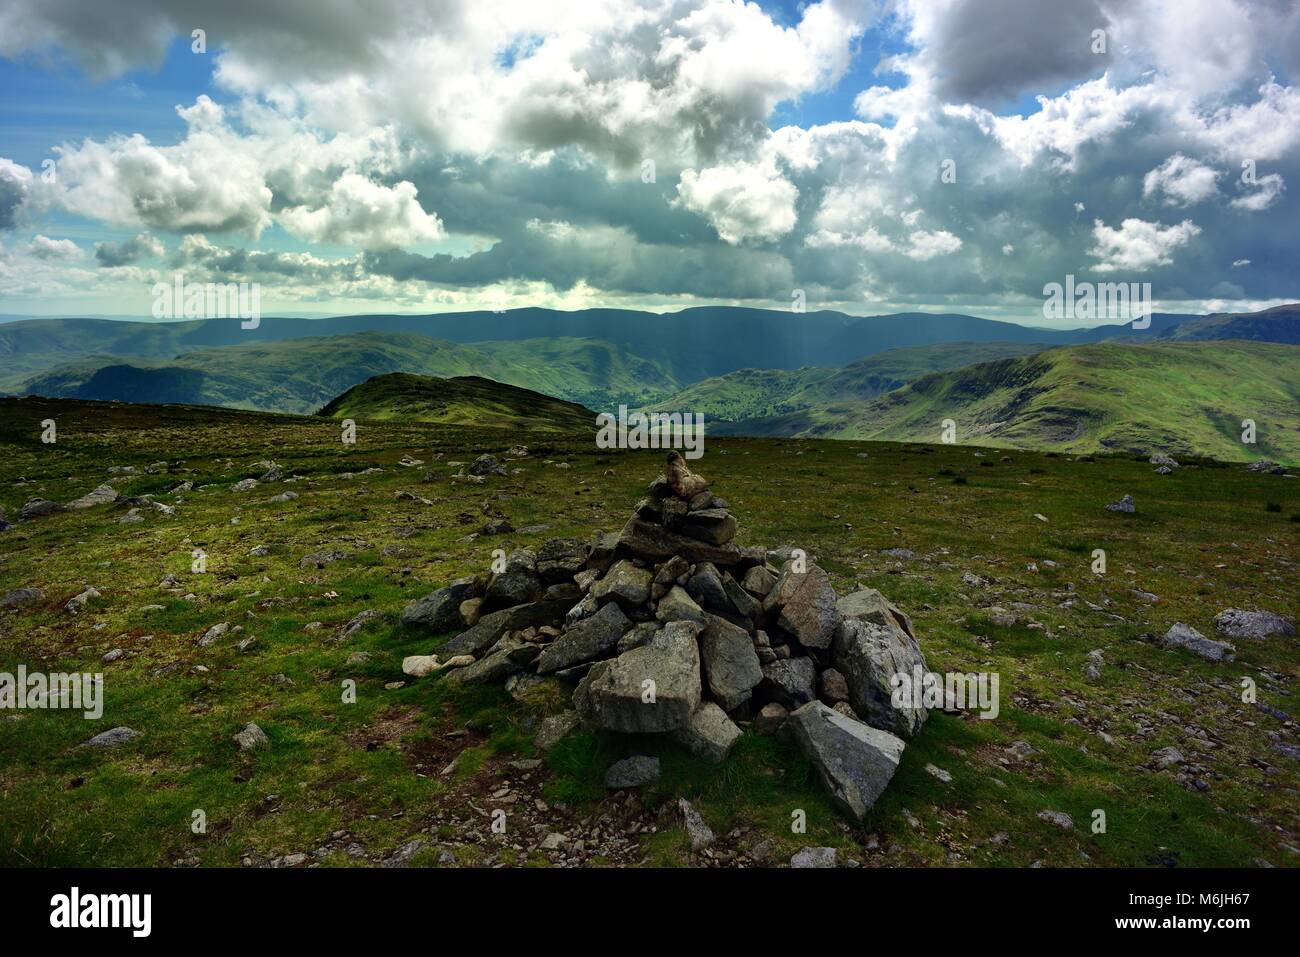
[316,372,596,432]
[803,341,1300,463]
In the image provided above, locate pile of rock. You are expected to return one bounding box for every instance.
[400,452,931,821]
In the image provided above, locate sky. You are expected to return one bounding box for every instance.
[0,0,1297,324]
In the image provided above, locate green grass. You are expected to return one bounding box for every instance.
[1,395,1297,868]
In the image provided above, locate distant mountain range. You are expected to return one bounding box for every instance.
[4,303,1298,461]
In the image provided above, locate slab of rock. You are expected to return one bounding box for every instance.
[685,562,729,610]
[741,565,777,597]
[776,565,841,650]
[400,578,478,632]
[536,537,589,584]
[82,727,141,749]
[1213,608,1295,640]
[617,518,761,568]
[604,755,661,788]
[761,657,817,709]
[1105,494,1136,513]
[677,510,738,546]
[787,701,905,821]
[656,585,705,624]
[671,701,742,764]
[617,621,659,654]
[535,711,581,751]
[448,636,539,684]
[1158,623,1236,662]
[67,485,119,509]
[591,559,653,607]
[64,586,100,615]
[2,587,43,608]
[754,702,789,735]
[441,601,567,657]
[574,621,702,733]
[298,549,346,569]
[21,498,65,519]
[536,600,631,675]
[485,549,541,606]
[722,574,762,620]
[700,614,762,710]
[832,617,928,739]
[836,587,915,640]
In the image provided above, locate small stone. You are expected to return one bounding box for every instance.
[790,847,837,868]
[604,755,661,788]
[234,721,270,751]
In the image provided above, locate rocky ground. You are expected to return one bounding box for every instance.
[1,395,1297,867]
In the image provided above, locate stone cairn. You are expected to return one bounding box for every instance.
[400,451,930,821]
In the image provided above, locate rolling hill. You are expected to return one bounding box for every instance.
[647,342,1048,434]
[791,341,1300,463]
[317,372,596,432]
[1158,303,1300,344]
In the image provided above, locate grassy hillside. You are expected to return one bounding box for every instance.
[317,372,596,432]
[651,342,1046,434]
[18,332,684,414]
[1,396,1296,868]
[802,341,1300,463]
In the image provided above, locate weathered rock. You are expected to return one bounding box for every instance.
[776,565,842,650]
[64,586,101,615]
[686,562,729,610]
[574,621,702,733]
[671,701,742,764]
[485,549,541,607]
[786,701,905,821]
[791,847,837,868]
[699,614,762,710]
[617,518,761,568]
[604,755,661,788]
[234,721,270,751]
[468,454,507,477]
[82,727,141,749]
[587,530,619,574]
[1037,810,1074,829]
[481,518,512,535]
[459,597,483,627]
[231,478,258,493]
[654,555,690,585]
[1,587,43,608]
[832,617,928,739]
[535,711,581,751]
[590,559,653,607]
[536,600,631,674]
[448,636,539,684]
[760,657,817,709]
[196,622,230,647]
[536,537,589,584]
[655,585,705,624]
[754,702,789,735]
[617,621,660,654]
[1213,608,1295,640]
[836,587,916,639]
[665,451,708,499]
[722,573,761,620]
[677,510,738,546]
[1153,746,1185,768]
[20,498,64,520]
[1105,494,1136,513]
[1158,623,1235,662]
[678,797,714,851]
[298,549,346,569]
[400,578,478,632]
[441,601,567,657]
[818,668,850,705]
[401,655,441,677]
[740,565,777,597]
[67,485,119,509]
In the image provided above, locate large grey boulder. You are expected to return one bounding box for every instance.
[832,617,928,739]
[536,601,631,675]
[400,577,478,632]
[671,701,742,764]
[776,565,841,650]
[485,549,541,607]
[590,559,653,607]
[1158,623,1236,662]
[760,656,817,709]
[1213,608,1295,640]
[699,614,762,710]
[786,702,905,821]
[440,601,566,657]
[574,621,702,732]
